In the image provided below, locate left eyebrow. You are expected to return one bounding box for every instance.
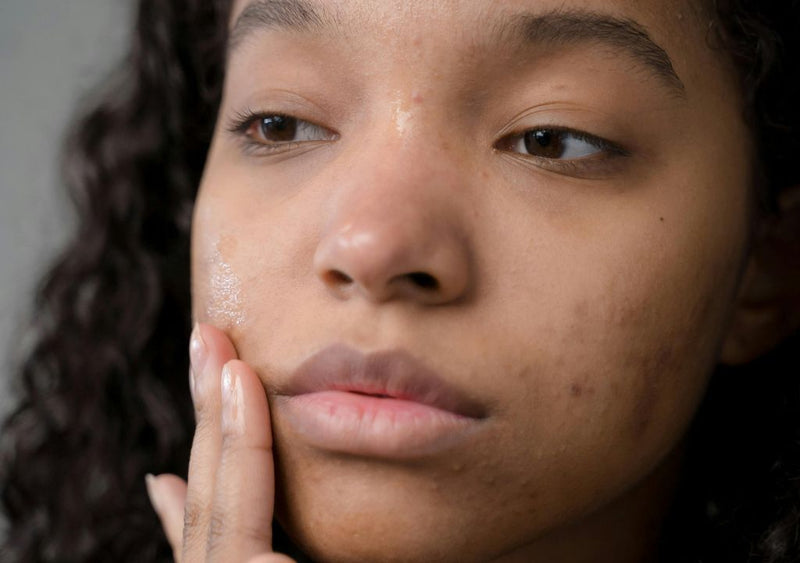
[493,10,687,98]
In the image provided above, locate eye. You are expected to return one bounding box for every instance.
[503,128,609,160]
[249,114,334,144]
[228,111,337,153]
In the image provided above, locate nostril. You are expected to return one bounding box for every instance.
[325,270,353,285]
[406,272,439,291]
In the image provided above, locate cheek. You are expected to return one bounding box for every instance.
[191,166,321,357]
[469,183,749,515]
[191,171,253,333]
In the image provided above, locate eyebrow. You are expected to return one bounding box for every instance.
[498,10,686,97]
[227,0,329,55]
[228,0,686,97]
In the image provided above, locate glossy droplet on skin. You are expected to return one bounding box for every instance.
[206,242,246,327]
[392,96,413,137]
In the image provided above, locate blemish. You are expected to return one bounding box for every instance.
[569,383,583,397]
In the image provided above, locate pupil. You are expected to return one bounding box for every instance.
[260,115,297,142]
[523,130,564,158]
[533,130,552,147]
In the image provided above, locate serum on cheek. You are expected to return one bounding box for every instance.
[205,241,246,328]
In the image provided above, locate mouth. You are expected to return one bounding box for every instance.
[271,344,487,459]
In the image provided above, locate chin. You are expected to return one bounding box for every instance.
[272,454,526,563]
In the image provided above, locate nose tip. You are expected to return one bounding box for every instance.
[313,224,471,305]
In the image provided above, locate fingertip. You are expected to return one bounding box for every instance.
[146,473,188,556]
[199,323,240,361]
[146,473,188,516]
[145,473,161,514]
[189,324,240,412]
[224,359,272,418]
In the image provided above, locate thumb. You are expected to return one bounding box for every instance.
[146,473,188,561]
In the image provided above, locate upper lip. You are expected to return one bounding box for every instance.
[278,344,487,419]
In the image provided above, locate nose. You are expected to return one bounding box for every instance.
[313,146,474,306]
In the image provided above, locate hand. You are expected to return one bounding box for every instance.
[145,323,295,562]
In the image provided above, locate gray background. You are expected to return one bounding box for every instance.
[0,1,131,415]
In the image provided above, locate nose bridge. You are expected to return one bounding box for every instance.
[337,131,450,229]
[313,122,473,305]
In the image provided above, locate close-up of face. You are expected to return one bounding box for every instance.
[191,0,755,560]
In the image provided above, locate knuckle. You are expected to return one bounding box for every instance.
[182,499,205,534]
[206,512,228,550]
[206,513,271,557]
[194,412,217,435]
[180,498,209,561]
[219,432,242,453]
[239,523,271,547]
[193,394,214,418]
[220,434,272,457]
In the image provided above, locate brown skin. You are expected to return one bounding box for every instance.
[145,1,771,561]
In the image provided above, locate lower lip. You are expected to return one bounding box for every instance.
[275,391,482,459]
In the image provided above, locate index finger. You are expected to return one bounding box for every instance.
[206,359,280,562]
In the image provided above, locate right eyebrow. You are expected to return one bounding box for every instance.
[227,0,330,56]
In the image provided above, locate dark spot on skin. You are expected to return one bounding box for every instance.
[570,383,583,397]
[515,365,532,379]
[660,217,665,222]
[573,299,590,319]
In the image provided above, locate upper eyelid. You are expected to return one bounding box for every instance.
[226,108,328,132]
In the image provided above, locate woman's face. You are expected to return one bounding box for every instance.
[192,0,751,560]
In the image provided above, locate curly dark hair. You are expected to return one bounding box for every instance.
[1,1,798,561]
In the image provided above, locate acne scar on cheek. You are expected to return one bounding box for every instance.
[206,237,246,328]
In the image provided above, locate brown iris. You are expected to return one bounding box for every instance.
[523,130,565,159]
[256,115,297,142]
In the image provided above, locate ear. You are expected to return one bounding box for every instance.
[720,185,800,365]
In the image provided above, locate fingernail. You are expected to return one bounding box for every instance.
[145,473,161,514]
[189,323,207,397]
[221,362,244,434]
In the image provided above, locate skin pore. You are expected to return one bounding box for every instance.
[187,0,753,561]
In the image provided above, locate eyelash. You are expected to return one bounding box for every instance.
[227,110,630,173]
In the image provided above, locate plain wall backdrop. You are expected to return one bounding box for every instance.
[0,1,131,416]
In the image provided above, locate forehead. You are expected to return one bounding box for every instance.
[226,0,718,97]
[228,0,701,41]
